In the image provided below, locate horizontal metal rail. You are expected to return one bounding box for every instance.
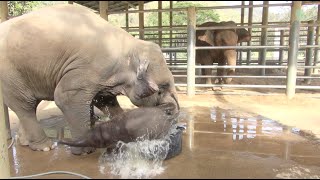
[175,83,320,89]
[195,45,319,50]
[108,3,294,15]
[168,65,320,69]
[172,75,320,79]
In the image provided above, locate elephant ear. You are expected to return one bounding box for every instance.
[197,30,215,46]
[134,59,159,99]
[236,28,251,43]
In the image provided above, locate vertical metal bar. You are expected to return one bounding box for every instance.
[158,1,162,47]
[239,1,245,65]
[260,1,269,75]
[139,1,144,40]
[99,1,108,21]
[279,30,285,65]
[304,20,315,84]
[187,7,196,96]
[286,1,302,99]
[247,1,253,65]
[126,4,129,31]
[313,5,320,74]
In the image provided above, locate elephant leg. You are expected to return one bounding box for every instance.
[3,92,54,151]
[54,78,96,155]
[204,68,213,85]
[224,50,237,84]
[216,59,225,84]
[92,94,124,119]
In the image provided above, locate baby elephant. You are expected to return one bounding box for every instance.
[59,103,179,148]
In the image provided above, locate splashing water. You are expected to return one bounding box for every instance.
[98,125,181,179]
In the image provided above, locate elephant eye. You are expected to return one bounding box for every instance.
[159,83,170,90]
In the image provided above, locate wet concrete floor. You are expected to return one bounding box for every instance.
[6,95,320,179]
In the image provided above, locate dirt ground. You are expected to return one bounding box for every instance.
[5,92,320,179]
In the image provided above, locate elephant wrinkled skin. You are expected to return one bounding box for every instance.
[196,21,251,85]
[0,5,179,155]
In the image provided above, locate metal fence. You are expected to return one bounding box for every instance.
[113,1,320,98]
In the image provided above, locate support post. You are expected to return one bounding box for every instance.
[279,30,285,65]
[169,1,173,65]
[313,5,320,74]
[187,7,196,97]
[158,1,162,47]
[99,1,108,21]
[239,1,245,65]
[286,1,302,99]
[247,1,253,65]
[139,1,144,40]
[126,4,129,31]
[0,1,10,140]
[260,1,269,75]
[304,20,315,84]
[0,81,10,178]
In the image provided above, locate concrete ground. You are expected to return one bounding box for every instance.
[6,93,320,179]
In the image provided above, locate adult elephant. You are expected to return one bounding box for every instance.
[196,21,251,85]
[0,5,179,155]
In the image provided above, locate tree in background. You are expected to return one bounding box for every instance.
[8,1,65,17]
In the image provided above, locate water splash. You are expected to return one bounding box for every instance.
[98,125,180,179]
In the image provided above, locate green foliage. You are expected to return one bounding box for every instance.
[8,1,65,16]
[146,1,220,27]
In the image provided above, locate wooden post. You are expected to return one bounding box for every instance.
[139,1,144,40]
[0,81,10,178]
[169,1,173,65]
[239,1,245,65]
[158,1,162,47]
[247,1,253,65]
[99,1,108,21]
[260,1,269,76]
[126,4,129,31]
[314,5,320,74]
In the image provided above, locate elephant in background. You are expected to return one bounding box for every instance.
[196,21,251,85]
[0,5,179,155]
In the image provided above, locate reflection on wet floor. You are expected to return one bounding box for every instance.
[7,105,320,179]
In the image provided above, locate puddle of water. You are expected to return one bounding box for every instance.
[208,106,316,141]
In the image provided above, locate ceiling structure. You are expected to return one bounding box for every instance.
[74,1,153,13]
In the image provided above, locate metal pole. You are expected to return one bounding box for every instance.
[139,1,144,40]
[304,20,315,84]
[286,1,302,99]
[170,1,173,65]
[239,1,245,65]
[187,7,196,96]
[313,5,320,74]
[126,4,129,31]
[99,1,108,21]
[0,82,10,178]
[158,1,162,47]
[247,1,253,65]
[279,30,285,65]
[260,1,269,75]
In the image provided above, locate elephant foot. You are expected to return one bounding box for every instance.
[71,146,96,155]
[212,87,223,91]
[29,137,56,152]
